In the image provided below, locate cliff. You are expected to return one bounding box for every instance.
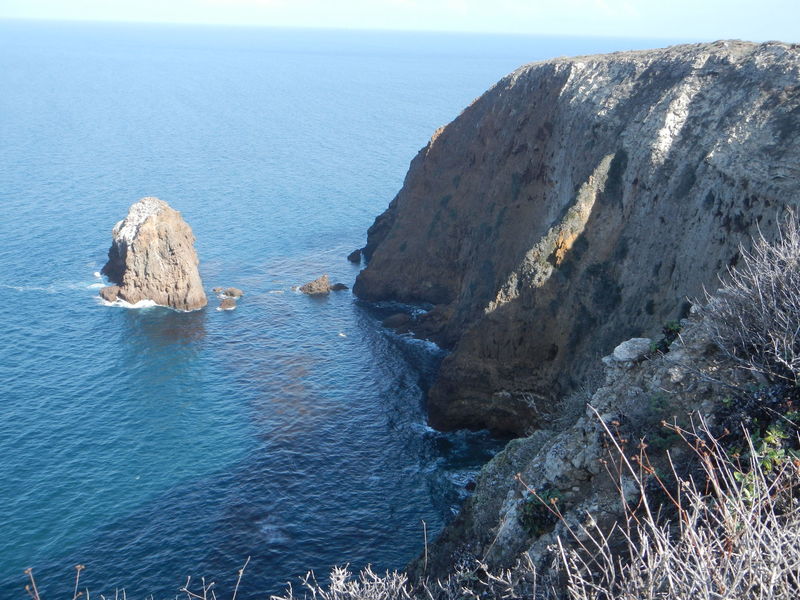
[410,307,771,581]
[100,197,207,311]
[353,41,800,435]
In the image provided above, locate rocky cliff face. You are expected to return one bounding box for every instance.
[100,197,207,311]
[411,311,751,579]
[354,41,800,435]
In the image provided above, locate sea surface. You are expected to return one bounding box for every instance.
[0,21,679,598]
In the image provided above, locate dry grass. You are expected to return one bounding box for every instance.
[704,212,800,386]
[554,414,800,600]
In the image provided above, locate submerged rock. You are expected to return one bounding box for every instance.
[331,283,349,291]
[353,41,800,435]
[100,197,207,311]
[347,248,362,263]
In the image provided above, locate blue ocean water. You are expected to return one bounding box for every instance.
[0,21,678,598]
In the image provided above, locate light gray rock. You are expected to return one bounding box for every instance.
[414,314,754,580]
[100,197,207,311]
[611,338,652,362]
[354,41,800,435]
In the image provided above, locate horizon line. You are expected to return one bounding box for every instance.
[0,16,714,44]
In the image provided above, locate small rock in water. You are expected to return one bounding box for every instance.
[331,283,349,291]
[300,274,332,295]
[218,297,237,311]
[214,287,244,298]
[347,248,362,263]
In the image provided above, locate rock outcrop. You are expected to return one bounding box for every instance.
[412,312,751,579]
[100,197,207,311]
[299,275,349,295]
[354,41,800,435]
[300,274,332,295]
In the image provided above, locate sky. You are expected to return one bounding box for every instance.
[0,0,798,42]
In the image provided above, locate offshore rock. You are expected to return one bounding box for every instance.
[299,275,348,295]
[354,41,800,435]
[214,287,244,298]
[300,274,331,295]
[100,197,207,311]
[218,297,237,311]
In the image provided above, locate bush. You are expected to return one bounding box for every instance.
[558,417,800,600]
[704,212,800,386]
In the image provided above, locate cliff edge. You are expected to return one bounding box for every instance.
[100,197,207,311]
[353,40,800,435]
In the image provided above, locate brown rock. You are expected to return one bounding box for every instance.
[99,285,120,303]
[347,248,362,263]
[299,274,331,295]
[218,297,237,311]
[220,287,244,298]
[101,197,207,311]
[331,283,349,291]
[353,41,800,435]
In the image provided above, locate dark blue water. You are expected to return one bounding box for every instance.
[0,21,676,599]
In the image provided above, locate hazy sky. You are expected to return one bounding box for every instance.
[1,0,798,42]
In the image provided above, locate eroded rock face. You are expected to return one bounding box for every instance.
[100,197,207,311]
[354,41,800,435]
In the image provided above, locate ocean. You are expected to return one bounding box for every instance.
[0,20,678,598]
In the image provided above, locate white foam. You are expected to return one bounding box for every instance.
[99,297,158,309]
[1,284,53,293]
[338,332,347,337]
[216,305,236,311]
[87,283,104,289]
[93,271,102,279]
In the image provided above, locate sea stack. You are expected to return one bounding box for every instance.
[100,197,207,311]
